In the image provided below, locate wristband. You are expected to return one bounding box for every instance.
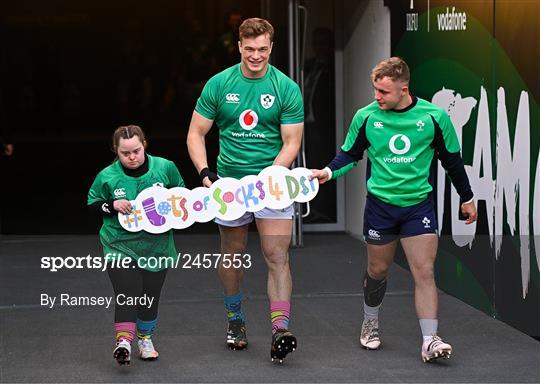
[199,167,219,183]
[323,167,333,180]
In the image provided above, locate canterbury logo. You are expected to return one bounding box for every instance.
[114,188,126,198]
[226,93,240,103]
[101,203,111,214]
[368,229,380,239]
[374,121,384,128]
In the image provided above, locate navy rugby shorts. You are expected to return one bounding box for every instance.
[363,195,438,245]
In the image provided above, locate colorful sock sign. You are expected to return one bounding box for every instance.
[118,166,319,234]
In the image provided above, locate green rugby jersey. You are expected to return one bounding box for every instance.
[87,155,184,271]
[329,96,472,207]
[196,63,304,178]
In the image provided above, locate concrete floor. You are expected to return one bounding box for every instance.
[0,233,538,383]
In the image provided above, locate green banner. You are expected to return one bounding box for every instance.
[388,0,540,337]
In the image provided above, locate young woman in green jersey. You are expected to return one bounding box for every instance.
[88,125,185,366]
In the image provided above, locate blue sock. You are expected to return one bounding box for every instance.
[224,292,245,322]
[136,318,157,339]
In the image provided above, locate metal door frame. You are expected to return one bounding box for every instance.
[262,0,346,245]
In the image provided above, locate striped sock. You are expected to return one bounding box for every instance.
[270,301,290,334]
[115,322,136,343]
[224,292,245,322]
[137,318,157,340]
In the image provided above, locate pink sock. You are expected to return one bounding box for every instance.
[115,322,136,343]
[270,301,291,334]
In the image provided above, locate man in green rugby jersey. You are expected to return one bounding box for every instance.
[311,57,477,362]
[187,18,303,363]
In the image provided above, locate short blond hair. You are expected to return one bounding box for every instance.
[371,57,410,84]
[239,18,274,42]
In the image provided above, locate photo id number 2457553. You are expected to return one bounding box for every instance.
[181,253,252,269]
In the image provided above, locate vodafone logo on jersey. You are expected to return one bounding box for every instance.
[239,109,259,130]
[389,134,411,155]
[384,134,416,164]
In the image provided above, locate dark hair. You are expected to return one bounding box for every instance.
[371,57,410,84]
[112,125,146,152]
[239,18,274,42]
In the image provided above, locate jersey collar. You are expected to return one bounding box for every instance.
[392,94,417,113]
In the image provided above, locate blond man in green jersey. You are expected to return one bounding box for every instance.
[312,57,477,362]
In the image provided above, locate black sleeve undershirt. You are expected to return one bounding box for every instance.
[431,116,474,202]
[327,118,369,172]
